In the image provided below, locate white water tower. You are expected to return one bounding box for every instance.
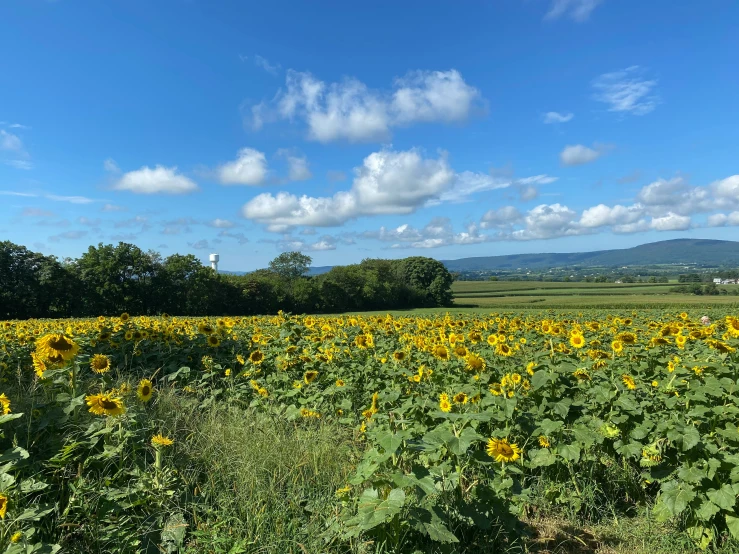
[209,253,219,273]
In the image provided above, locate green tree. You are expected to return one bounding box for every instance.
[268,251,312,280]
[74,242,161,315]
[393,256,454,307]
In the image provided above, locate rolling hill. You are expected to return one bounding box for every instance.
[440,239,739,272]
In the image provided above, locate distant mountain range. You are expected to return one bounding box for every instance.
[233,239,739,276]
[440,239,739,272]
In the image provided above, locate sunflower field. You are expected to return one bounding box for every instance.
[1,310,739,552]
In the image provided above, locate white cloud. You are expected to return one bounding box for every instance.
[218,148,268,185]
[712,175,739,199]
[480,206,523,228]
[0,190,37,198]
[546,0,603,21]
[391,70,482,125]
[4,160,32,170]
[612,219,651,234]
[434,171,509,204]
[707,212,739,227]
[650,212,691,231]
[0,130,24,152]
[277,149,312,181]
[218,230,250,244]
[104,158,120,173]
[579,203,644,228]
[593,66,659,115]
[113,166,198,194]
[511,203,582,240]
[368,218,489,249]
[49,230,87,242]
[190,239,210,250]
[46,195,96,204]
[244,149,454,228]
[102,203,125,212]
[254,69,482,142]
[560,144,603,166]
[208,218,235,228]
[543,111,574,124]
[254,54,281,75]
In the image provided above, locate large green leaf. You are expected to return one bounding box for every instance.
[659,480,696,517]
[707,485,736,511]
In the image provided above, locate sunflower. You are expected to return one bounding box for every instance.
[137,378,154,402]
[198,322,214,335]
[495,343,513,357]
[31,352,47,378]
[453,392,468,404]
[621,374,637,390]
[511,372,522,384]
[207,335,221,347]
[0,493,7,519]
[486,437,521,463]
[36,333,79,362]
[335,379,345,387]
[433,345,450,360]
[439,396,452,413]
[569,333,585,349]
[86,393,125,416]
[120,312,130,322]
[465,353,486,372]
[249,350,264,364]
[151,434,174,447]
[90,353,111,374]
[486,334,498,346]
[489,383,503,396]
[0,393,10,415]
[304,370,319,384]
[611,340,624,354]
[538,435,551,448]
[392,351,406,361]
[454,345,468,358]
[573,368,590,381]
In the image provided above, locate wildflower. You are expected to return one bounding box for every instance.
[36,333,79,362]
[0,393,10,415]
[86,393,125,416]
[538,435,551,448]
[336,485,351,497]
[304,370,319,384]
[569,333,585,349]
[335,379,345,387]
[651,380,659,388]
[90,353,112,374]
[453,392,468,404]
[31,352,47,378]
[486,437,521,463]
[621,374,637,390]
[151,434,174,447]
[137,378,154,402]
[10,531,22,543]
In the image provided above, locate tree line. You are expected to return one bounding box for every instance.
[0,241,454,320]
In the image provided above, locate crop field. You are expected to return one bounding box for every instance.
[2,310,739,553]
[452,281,739,309]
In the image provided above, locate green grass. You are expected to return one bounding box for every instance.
[153,395,739,554]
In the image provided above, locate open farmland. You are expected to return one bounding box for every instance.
[2,310,739,552]
[451,281,739,310]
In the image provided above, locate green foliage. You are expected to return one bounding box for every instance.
[268,251,312,280]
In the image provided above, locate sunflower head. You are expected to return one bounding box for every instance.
[304,370,319,384]
[137,378,154,402]
[151,434,174,447]
[86,393,125,417]
[486,437,521,463]
[90,354,111,374]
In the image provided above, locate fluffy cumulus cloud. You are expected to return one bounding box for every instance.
[243,149,455,228]
[708,212,739,227]
[252,69,482,142]
[113,166,198,194]
[560,144,603,166]
[511,204,581,240]
[218,148,268,185]
[592,66,659,115]
[366,218,488,249]
[208,218,235,228]
[650,212,691,231]
[480,206,523,228]
[545,0,603,21]
[543,111,574,124]
[579,203,644,228]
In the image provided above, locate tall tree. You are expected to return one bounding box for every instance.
[268,251,312,280]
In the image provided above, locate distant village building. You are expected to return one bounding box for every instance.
[713,278,738,285]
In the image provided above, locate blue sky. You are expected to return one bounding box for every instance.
[1,0,738,271]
